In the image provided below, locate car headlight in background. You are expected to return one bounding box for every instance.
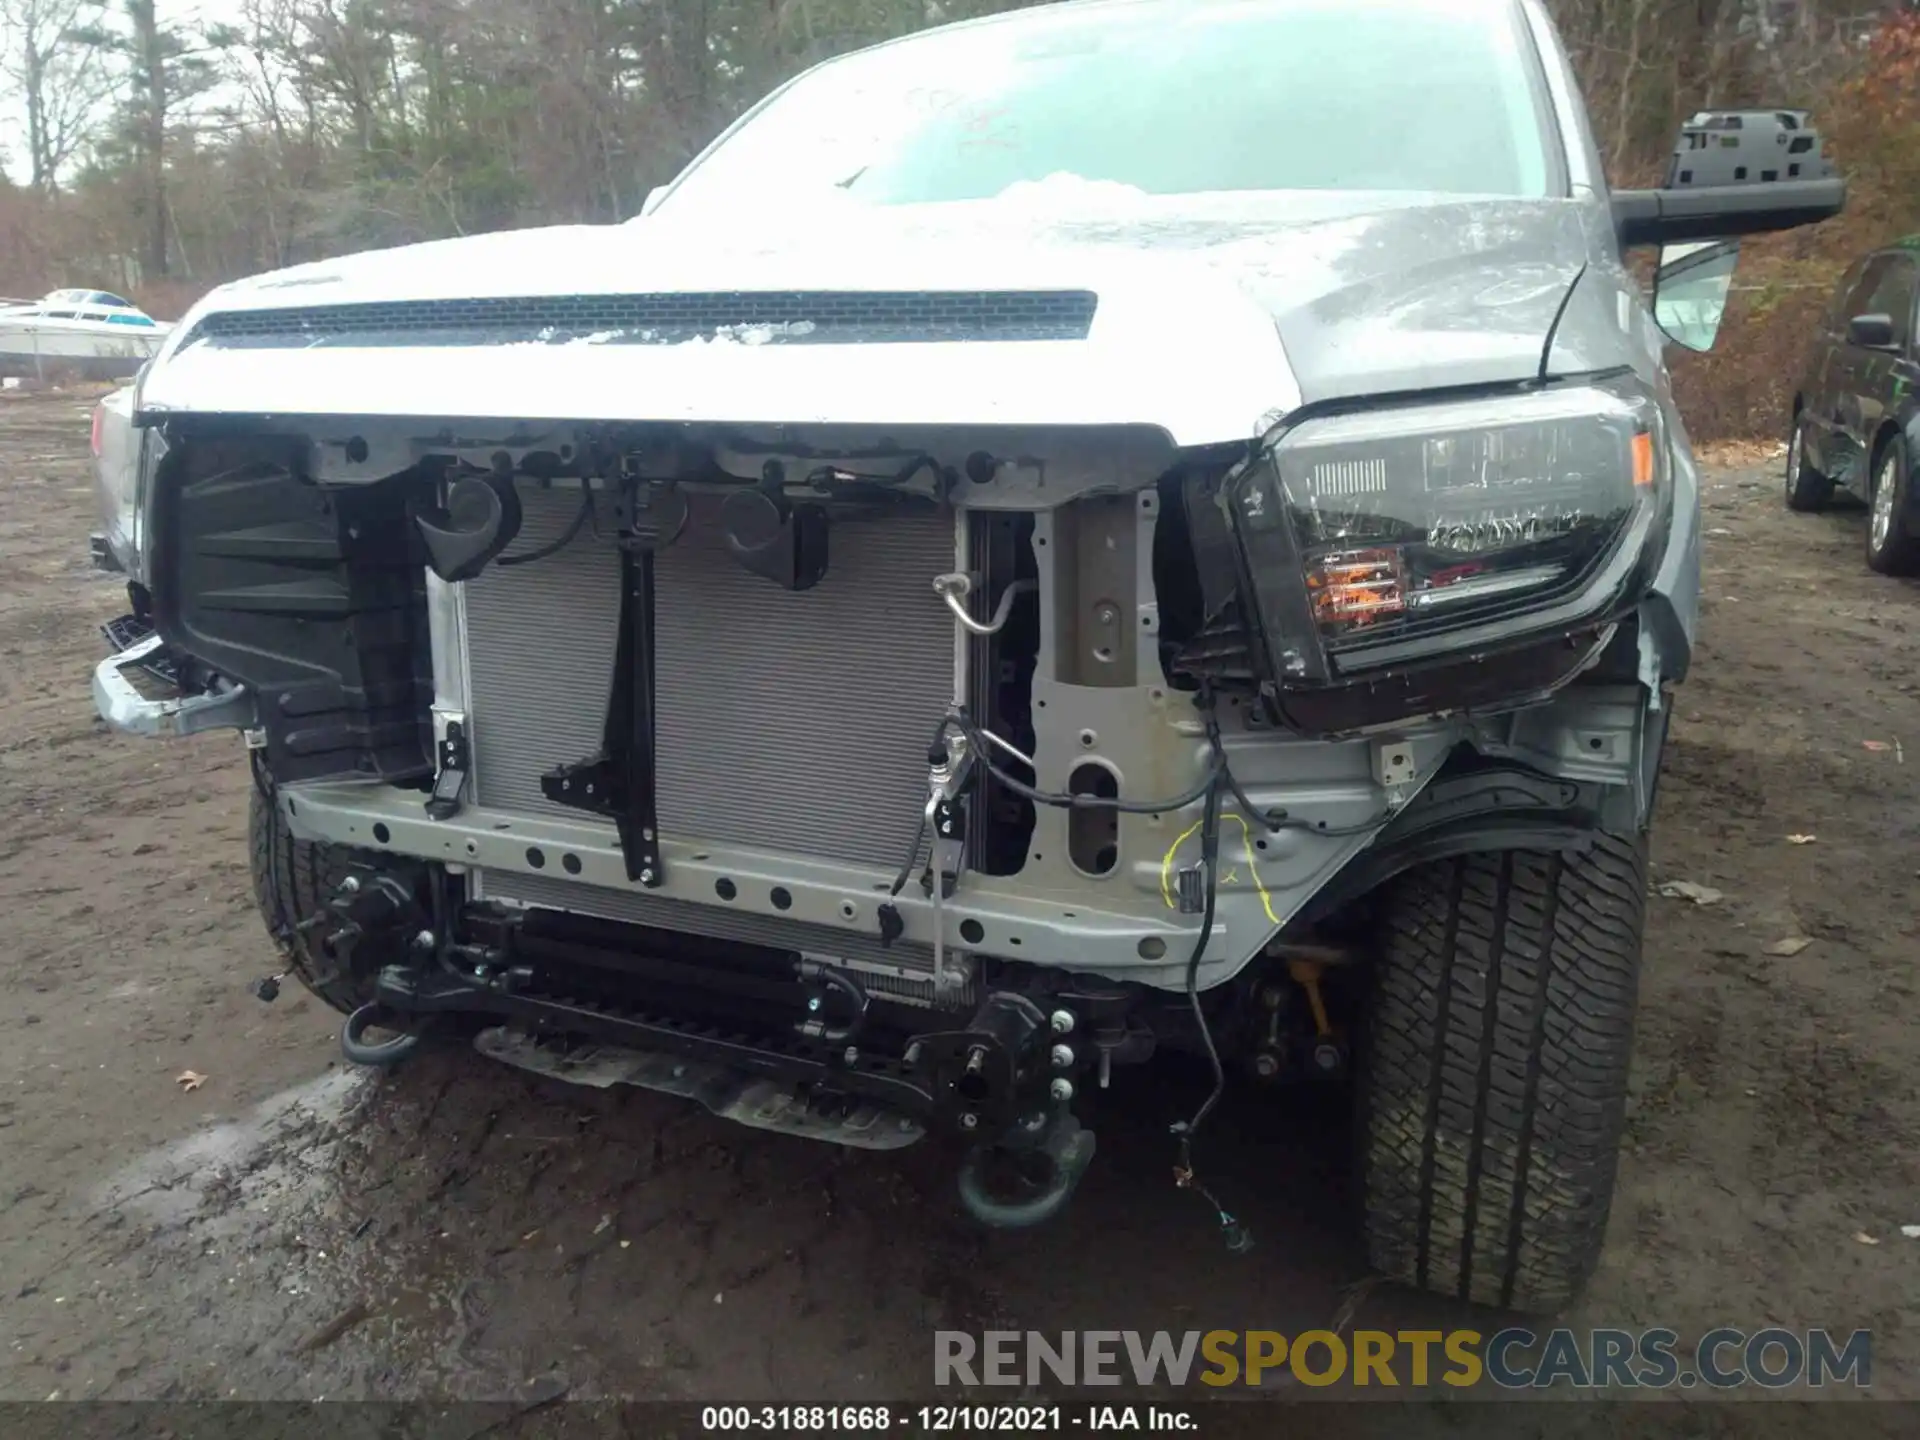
[1227,379,1666,688]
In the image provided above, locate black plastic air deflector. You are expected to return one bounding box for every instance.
[150,436,432,783]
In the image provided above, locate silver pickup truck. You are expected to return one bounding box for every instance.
[89,382,138,575]
[88,0,1842,1314]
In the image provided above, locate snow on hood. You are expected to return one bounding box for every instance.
[152,190,1602,439]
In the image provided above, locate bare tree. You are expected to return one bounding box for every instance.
[0,0,110,193]
[70,0,230,275]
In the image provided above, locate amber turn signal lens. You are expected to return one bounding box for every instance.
[1305,547,1405,632]
[1631,430,1655,488]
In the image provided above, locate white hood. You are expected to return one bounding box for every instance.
[140,188,1581,445]
[139,197,1314,447]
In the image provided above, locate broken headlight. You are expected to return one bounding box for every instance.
[1227,379,1666,684]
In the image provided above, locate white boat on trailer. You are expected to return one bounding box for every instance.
[0,289,172,380]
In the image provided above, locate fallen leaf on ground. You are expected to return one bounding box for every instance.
[295,1301,370,1355]
[593,1214,612,1235]
[175,1070,206,1092]
[1786,834,1817,845]
[1658,880,1724,906]
[1855,1232,1880,1246]
[1902,1225,1920,1240]
[1864,741,1891,752]
[1765,937,1813,957]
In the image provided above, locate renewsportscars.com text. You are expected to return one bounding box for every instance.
[934,1328,1872,1390]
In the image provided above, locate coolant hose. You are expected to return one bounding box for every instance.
[340,1004,424,1068]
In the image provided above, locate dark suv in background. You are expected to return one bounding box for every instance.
[1788,238,1920,574]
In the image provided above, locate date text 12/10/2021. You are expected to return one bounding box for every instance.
[700,1406,1197,1432]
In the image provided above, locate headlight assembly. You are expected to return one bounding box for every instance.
[1227,378,1666,689]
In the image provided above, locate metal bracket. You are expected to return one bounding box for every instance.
[539,548,664,886]
[1373,739,1417,808]
[619,547,665,885]
[92,633,258,739]
[425,718,470,821]
[923,796,967,901]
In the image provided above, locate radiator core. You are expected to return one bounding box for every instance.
[461,485,956,968]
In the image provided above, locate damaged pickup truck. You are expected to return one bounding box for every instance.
[91,0,1842,1312]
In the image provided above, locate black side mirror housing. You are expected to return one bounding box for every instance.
[1613,109,1845,250]
[1847,313,1898,350]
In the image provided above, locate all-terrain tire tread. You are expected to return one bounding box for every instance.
[1360,833,1647,1313]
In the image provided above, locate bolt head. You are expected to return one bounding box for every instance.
[1253,1052,1282,1079]
[412,930,436,952]
[340,875,361,893]
[843,1046,860,1065]
[1312,1042,1343,1074]
[1051,1044,1075,1070]
[1049,1010,1075,1035]
[807,996,822,1013]
[960,1112,980,1131]
[1049,1077,1075,1103]
[639,867,656,884]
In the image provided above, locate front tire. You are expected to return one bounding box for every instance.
[1358,835,1648,1313]
[1784,413,1833,512]
[248,784,381,1015]
[1865,433,1920,576]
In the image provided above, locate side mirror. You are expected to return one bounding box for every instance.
[1846,313,1898,350]
[1614,109,1845,249]
[1652,240,1740,352]
[639,185,668,217]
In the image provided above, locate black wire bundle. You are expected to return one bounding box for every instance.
[909,685,1388,1251]
[497,486,596,567]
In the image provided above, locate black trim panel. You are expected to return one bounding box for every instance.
[186,290,1100,349]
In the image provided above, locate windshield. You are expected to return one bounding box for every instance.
[659,0,1559,217]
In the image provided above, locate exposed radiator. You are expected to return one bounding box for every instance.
[461,486,957,970]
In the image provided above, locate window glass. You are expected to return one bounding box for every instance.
[661,0,1559,216]
[1842,257,1894,322]
[1857,257,1916,347]
[1827,260,1868,331]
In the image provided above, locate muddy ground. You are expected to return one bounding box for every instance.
[1,388,1918,1421]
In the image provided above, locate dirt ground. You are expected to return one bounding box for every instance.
[2,387,1918,1418]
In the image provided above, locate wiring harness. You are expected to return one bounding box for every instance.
[902,684,1390,1251]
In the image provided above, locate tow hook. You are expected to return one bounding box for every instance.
[310,868,433,1069]
[956,1108,1097,1229]
[340,1002,426,1067]
[908,991,1100,1228]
